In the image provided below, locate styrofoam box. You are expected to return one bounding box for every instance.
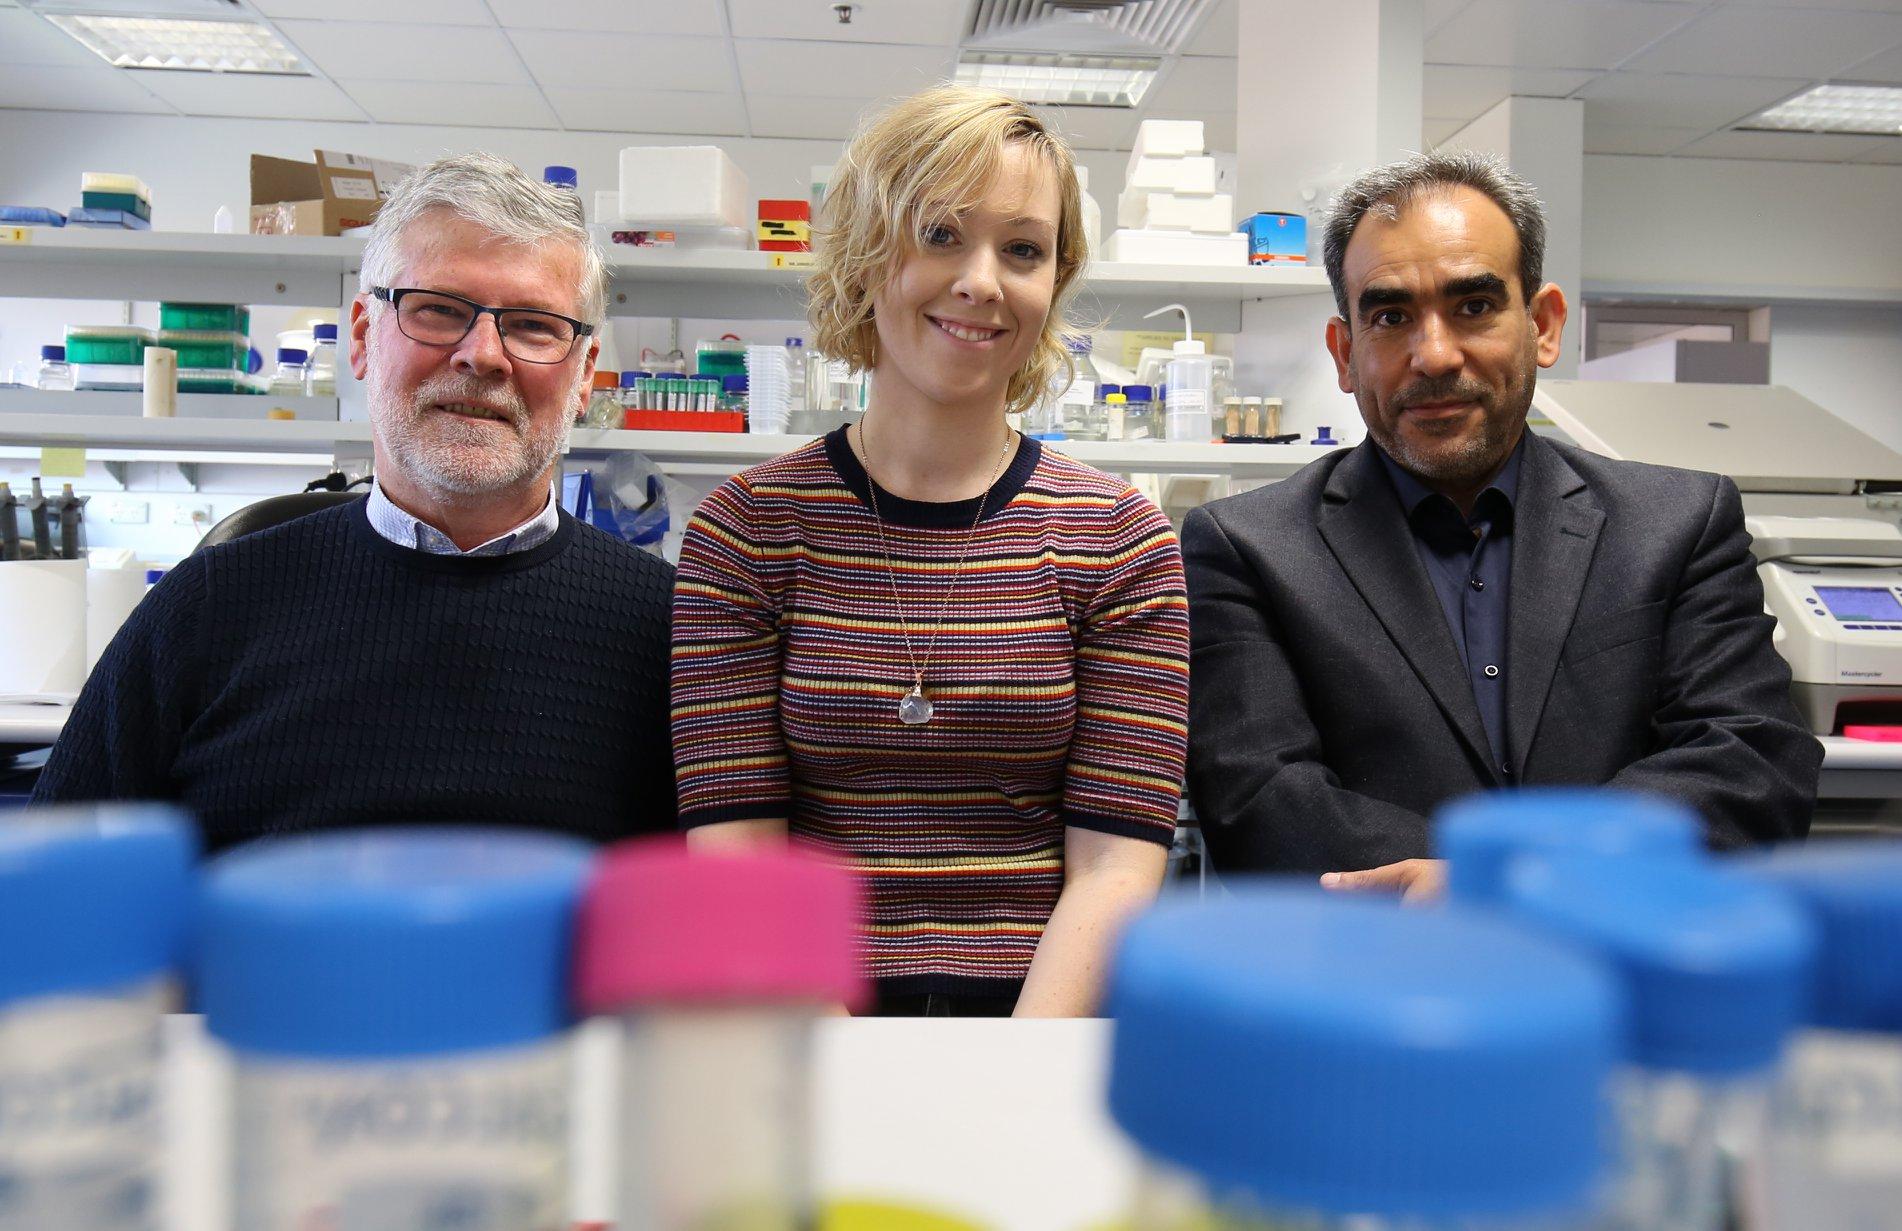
[1129,120,1204,161]
[592,190,621,225]
[1125,155,1217,196]
[1102,229,1248,267]
[1116,189,1235,234]
[617,146,750,229]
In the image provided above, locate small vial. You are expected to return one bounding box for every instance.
[1737,842,1902,1231]
[722,373,749,416]
[303,323,338,396]
[1103,391,1129,441]
[1107,887,1621,1229]
[196,828,593,1231]
[0,805,197,1231]
[1221,395,1243,439]
[35,344,73,391]
[1436,787,1703,904]
[619,369,642,411]
[1241,395,1263,437]
[577,841,863,1231]
[266,347,307,398]
[1121,384,1157,441]
[1499,853,1816,1231]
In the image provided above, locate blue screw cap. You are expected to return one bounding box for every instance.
[1437,788,1703,904]
[1734,841,1902,1032]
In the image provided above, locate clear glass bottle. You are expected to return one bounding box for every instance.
[303,323,338,396]
[584,371,623,427]
[196,828,592,1231]
[1107,886,1621,1230]
[267,347,308,398]
[577,841,863,1231]
[1737,842,1902,1231]
[1497,852,1816,1231]
[1102,392,1130,441]
[0,805,196,1231]
[1121,384,1159,441]
[35,344,73,391]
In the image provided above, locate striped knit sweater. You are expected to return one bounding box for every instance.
[672,428,1190,997]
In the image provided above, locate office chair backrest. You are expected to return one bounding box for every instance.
[197,491,365,550]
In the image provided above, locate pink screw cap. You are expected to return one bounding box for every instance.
[576,838,867,1012]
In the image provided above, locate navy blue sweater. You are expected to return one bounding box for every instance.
[33,501,677,851]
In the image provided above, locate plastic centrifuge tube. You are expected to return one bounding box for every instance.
[1107,887,1623,1230]
[576,841,863,1231]
[1735,842,1902,1231]
[1498,852,1816,1231]
[0,805,197,1231]
[196,828,593,1231]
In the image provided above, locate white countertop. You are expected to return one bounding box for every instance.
[0,700,70,744]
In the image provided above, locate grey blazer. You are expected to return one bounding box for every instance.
[1182,432,1820,874]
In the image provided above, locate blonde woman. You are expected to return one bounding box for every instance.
[670,85,1189,1017]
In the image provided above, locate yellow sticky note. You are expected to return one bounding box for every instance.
[0,226,30,245]
[40,447,87,477]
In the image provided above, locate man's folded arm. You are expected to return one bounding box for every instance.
[1182,505,1430,874]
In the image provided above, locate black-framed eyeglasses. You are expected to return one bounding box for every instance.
[371,286,595,365]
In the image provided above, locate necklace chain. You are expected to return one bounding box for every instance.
[858,419,1015,699]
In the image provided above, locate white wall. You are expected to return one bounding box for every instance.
[1768,304,1902,454]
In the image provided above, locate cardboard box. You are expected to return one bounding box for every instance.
[249,150,414,237]
[1239,211,1308,265]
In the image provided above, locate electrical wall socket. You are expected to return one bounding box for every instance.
[170,504,213,527]
[105,499,149,524]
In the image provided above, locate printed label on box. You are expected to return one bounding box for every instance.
[329,176,378,201]
[0,227,29,245]
[770,252,816,269]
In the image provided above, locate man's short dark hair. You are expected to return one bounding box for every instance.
[1323,150,1547,322]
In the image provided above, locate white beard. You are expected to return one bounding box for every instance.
[367,364,571,497]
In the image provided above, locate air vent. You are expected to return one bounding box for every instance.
[965,0,1216,56]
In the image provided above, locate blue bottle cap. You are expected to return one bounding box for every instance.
[1312,425,1338,444]
[144,568,166,585]
[722,374,748,393]
[311,323,338,342]
[620,370,642,386]
[1108,888,1620,1223]
[1502,855,1815,1075]
[196,828,593,1059]
[0,805,198,1006]
[1122,384,1153,403]
[276,347,307,365]
[543,165,578,190]
[1099,383,1121,398]
[785,337,804,348]
[1062,333,1093,354]
[1734,841,1902,1031]
[40,344,65,362]
[1437,788,1702,904]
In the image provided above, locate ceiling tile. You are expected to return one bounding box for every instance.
[735,39,949,98]
[1422,65,1599,119]
[1180,0,1235,57]
[1716,0,1902,12]
[337,80,558,128]
[511,31,734,94]
[1426,0,1476,35]
[274,20,527,84]
[0,64,173,114]
[1034,104,1140,153]
[1839,41,1902,83]
[251,0,493,22]
[487,0,723,36]
[1425,117,1468,147]
[1577,72,1808,130]
[746,93,872,141]
[0,10,105,67]
[545,87,748,136]
[1581,122,1709,154]
[1676,128,1893,161]
[1627,7,1902,77]
[131,71,365,121]
[728,0,960,46]
[1143,56,1235,115]
[1428,0,1702,71]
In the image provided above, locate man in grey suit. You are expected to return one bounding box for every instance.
[1184,151,1819,897]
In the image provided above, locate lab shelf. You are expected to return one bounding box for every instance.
[0,388,338,421]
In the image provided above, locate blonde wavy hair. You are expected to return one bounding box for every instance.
[806,84,1088,418]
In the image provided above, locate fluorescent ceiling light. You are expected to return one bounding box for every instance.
[955,51,1160,108]
[1742,84,1902,137]
[46,14,309,74]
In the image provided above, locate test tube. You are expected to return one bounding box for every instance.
[576,840,863,1231]
[196,828,592,1231]
[1498,853,1816,1231]
[1435,787,1703,904]
[1735,842,1902,1231]
[1107,887,1622,1229]
[0,805,197,1231]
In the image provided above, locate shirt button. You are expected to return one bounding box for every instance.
[1483,664,1500,678]
[1469,577,1485,592]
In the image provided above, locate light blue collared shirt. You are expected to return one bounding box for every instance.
[365,480,561,557]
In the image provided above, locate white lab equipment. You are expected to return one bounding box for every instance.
[1146,303,1213,443]
[1497,853,1815,1231]
[195,828,593,1231]
[1075,165,1101,257]
[576,842,863,1231]
[0,805,196,1231]
[1736,842,1902,1231]
[1107,887,1623,1230]
[0,557,87,697]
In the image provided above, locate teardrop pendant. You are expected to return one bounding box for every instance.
[898,682,934,725]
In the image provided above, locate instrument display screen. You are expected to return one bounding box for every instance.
[1814,585,1902,621]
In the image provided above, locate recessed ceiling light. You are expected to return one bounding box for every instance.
[954,51,1160,109]
[1742,84,1902,137]
[45,14,309,75]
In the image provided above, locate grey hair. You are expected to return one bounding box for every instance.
[359,151,606,326]
[1323,150,1546,324]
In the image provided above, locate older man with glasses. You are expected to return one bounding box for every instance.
[33,152,677,852]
